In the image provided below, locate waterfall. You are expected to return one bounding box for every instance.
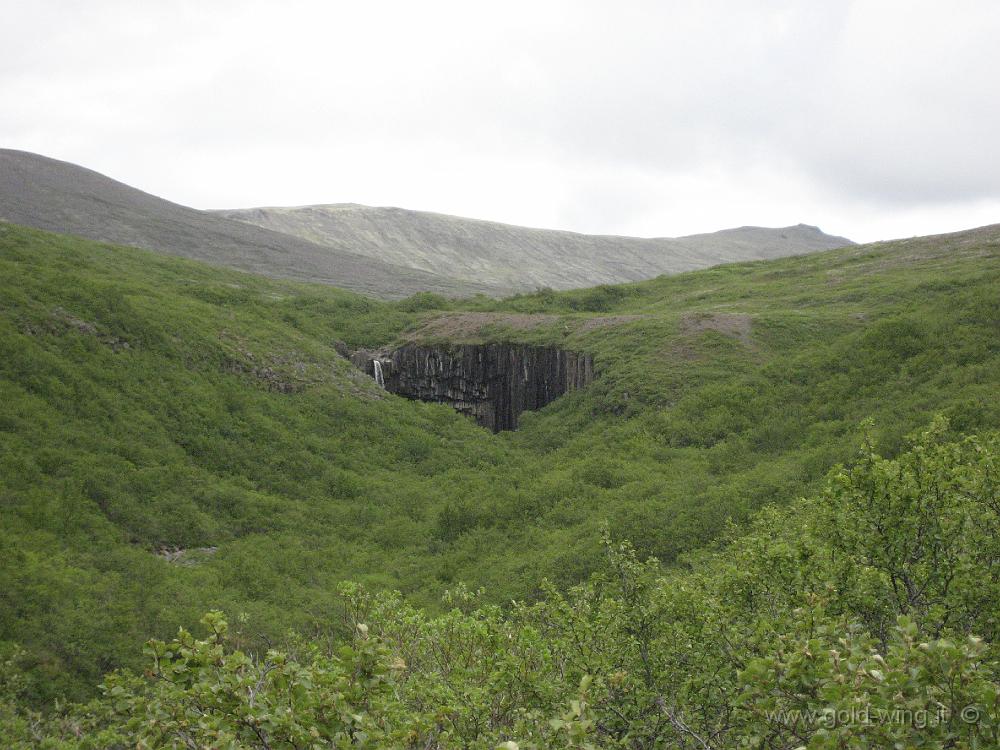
[372,359,385,388]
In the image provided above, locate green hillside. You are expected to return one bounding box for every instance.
[1,219,998,709]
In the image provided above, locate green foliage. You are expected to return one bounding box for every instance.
[1,219,999,714]
[19,425,998,748]
[80,611,391,748]
[821,418,1000,643]
[395,292,452,312]
[738,615,999,749]
[572,285,636,313]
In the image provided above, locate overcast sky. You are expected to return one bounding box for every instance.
[3,0,999,243]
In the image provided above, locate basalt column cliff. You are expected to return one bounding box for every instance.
[353,343,594,431]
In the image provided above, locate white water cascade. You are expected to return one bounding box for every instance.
[372,359,385,388]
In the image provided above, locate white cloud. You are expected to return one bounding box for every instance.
[2,0,999,243]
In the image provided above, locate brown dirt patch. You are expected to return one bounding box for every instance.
[409,312,651,340]
[680,312,754,347]
[576,315,650,333]
[407,312,558,339]
[20,307,132,352]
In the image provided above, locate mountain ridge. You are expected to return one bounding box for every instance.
[1,149,852,297]
[214,202,854,290]
[0,149,505,299]
[217,200,833,241]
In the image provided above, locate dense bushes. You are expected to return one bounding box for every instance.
[4,425,998,747]
[2,221,999,707]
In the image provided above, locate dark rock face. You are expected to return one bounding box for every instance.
[352,343,594,431]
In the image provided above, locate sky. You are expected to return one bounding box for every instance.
[2,0,1000,243]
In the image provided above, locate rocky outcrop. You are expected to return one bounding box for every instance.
[352,343,594,431]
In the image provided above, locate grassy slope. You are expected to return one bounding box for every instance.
[426,226,1000,595]
[1,221,998,701]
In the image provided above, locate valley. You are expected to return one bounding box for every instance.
[1,219,996,713]
[6,4,999,744]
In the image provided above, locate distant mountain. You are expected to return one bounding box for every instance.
[0,149,503,299]
[213,203,854,290]
[0,149,852,297]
